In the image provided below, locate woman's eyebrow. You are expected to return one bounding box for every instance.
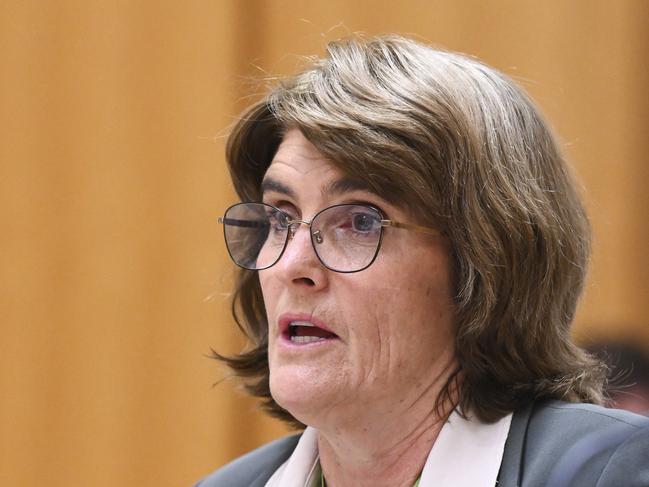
[261,176,375,199]
[261,177,296,198]
[323,177,374,197]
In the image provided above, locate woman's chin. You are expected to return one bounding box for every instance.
[269,365,340,424]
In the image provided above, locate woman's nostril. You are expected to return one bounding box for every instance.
[292,277,316,286]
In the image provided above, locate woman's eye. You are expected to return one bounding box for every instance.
[351,213,379,232]
[266,210,291,231]
[273,213,290,229]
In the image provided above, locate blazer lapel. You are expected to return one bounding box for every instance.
[497,402,535,487]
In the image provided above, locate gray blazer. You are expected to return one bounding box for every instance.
[195,401,649,486]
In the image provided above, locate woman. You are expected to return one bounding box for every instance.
[197,36,649,486]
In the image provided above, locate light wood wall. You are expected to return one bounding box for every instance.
[1,1,647,485]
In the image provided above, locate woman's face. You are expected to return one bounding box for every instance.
[260,128,457,426]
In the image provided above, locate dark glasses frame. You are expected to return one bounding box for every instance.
[218,202,442,273]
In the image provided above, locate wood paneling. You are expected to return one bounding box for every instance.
[1,1,647,485]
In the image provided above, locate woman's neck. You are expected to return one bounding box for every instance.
[315,387,457,487]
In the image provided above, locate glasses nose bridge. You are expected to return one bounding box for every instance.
[286,218,312,240]
[287,216,327,248]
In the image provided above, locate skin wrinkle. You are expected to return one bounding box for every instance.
[405,352,456,414]
[359,308,383,392]
[367,248,451,409]
[360,278,451,412]
[377,310,389,394]
[319,407,441,464]
[324,415,437,473]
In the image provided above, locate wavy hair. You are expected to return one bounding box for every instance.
[214,35,606,425]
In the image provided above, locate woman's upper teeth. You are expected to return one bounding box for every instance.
[289,321,315,327]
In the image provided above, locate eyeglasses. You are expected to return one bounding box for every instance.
[218,202,441,273]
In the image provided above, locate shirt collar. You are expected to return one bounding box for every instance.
[265,409,512,487]
[419,409,512,487]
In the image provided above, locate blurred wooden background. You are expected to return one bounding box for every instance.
[1,1,648,485]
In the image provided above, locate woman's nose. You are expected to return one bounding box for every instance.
[282,224,318,267]
[274,224,327,288]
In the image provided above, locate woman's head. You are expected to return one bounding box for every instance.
[254,128,457,429]
[218,35,606,426]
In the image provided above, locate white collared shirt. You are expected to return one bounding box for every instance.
[265,409,513,487]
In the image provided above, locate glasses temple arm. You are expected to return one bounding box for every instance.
[218,217,270,229]
[381,220,442,236]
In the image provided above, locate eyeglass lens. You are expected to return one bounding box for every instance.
[221,203,383,272]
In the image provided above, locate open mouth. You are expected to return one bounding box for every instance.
[286,320,339,344]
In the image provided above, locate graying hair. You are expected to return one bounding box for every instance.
[214,35,606,425]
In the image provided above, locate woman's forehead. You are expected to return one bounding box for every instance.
[270,128,328,169]
[262,127,422,217]
[263,129,346,191]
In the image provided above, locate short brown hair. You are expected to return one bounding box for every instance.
[214,35,606,425]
